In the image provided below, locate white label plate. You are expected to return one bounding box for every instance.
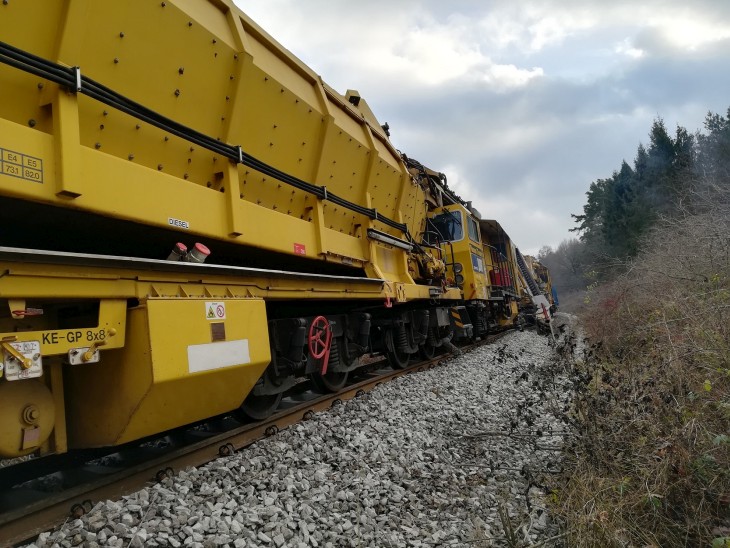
[187,339,250,373]
[3,340,43,380]
[67,347,100,365]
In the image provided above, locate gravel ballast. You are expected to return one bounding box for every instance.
[25,326,576,548]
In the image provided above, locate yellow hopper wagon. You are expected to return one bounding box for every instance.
[0,0,466,458]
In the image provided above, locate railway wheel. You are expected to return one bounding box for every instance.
[236,392,283,421]
[419,339,437,360]
[386,347,410,369]
[309,370,349,393]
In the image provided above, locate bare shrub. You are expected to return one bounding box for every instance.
[553,188,730,546]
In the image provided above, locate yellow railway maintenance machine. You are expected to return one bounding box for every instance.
[0,0,463,459]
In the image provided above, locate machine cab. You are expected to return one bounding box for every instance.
[425,204,488,301]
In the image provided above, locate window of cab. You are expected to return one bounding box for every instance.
[428,210,463,242]
[467,216,480,243]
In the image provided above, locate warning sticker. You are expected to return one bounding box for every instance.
[294,243,306,255]
[205,301,226,320]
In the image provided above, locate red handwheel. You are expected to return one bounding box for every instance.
[308,316,332,373]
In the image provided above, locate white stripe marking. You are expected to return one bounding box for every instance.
[187,339,250,373]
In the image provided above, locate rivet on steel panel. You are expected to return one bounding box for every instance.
[28,119,36,127]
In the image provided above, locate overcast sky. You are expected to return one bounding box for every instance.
[235,1,730,254]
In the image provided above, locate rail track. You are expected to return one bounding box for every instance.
[0,331,511,547]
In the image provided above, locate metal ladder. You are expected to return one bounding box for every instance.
[515,250,541,296]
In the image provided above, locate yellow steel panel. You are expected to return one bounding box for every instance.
[0,259,386,303]
[321,228,367,262]
[48,360,68,456]
[0,299,127,357]
[240,18,321,108]
[173,0,238,49]
[77,96,224,191]
[65,298,270,447]
[367,157,410,234]
[0,2,65,61]
[0,1,64,133]
[236,64,322,186]
[54,89,83,197]
[146,298,269,383]
[72,148,326,258]
[0,275,137,299]
[75,2,236,139]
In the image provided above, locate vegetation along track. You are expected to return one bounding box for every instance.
[0,331,510,547]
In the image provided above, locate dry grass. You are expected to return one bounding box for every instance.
[551,204,730,546]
